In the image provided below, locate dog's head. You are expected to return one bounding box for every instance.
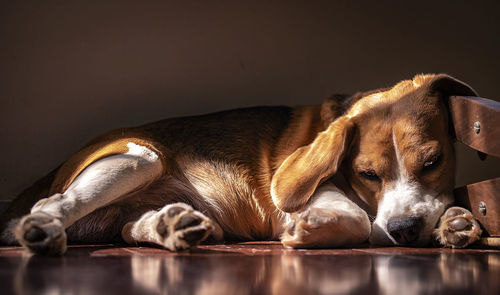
[271,74,477,246]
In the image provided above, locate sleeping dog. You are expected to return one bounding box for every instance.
[0,74,482,255]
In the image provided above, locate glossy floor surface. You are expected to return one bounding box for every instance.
[0,242,499,295]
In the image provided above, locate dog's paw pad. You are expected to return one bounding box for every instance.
[167,206,185,217]
[182,228,208,244]
[447,217,472,231]
[444,207,466,218]
[175,214,202,230]
[15,212,67,255]
[434,207,482,249]
[444,231,469,247]
[157,203,212,251]
[24,227,48,243]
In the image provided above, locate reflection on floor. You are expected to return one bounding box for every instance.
[0,242,499,295]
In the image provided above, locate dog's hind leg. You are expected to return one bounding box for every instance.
[15,142,163,255]
[121,202,217,251]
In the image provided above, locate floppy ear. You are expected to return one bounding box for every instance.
[421,73,478,97]
[270,116,354,212]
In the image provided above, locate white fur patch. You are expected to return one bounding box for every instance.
[370,180,450,245]
[392,130,405,179]
[308,185,366,217]
[31,143,163,227]
[126,142,159,162]
[282,184,371,246]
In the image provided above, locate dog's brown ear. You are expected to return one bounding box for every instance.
[417,73,478,97]
[270,116,354,213]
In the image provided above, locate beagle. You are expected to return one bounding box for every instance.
[0,74,482,255]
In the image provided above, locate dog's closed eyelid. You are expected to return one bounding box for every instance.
[422,153,442,172]
[359,170,381,182]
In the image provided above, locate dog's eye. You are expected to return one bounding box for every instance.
[359,170,380,182]
[423,153,442,172]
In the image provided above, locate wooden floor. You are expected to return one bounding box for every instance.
[1,242,499,295]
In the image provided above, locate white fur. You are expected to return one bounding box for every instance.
[391,130,405,179]
[282,184,371,247]
[310,185,371,242]
[308,185,367,219]
[370,178,451,246]
[30,143,163,227]
[126,142,159,162]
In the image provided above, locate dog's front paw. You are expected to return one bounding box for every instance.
[433,207,482,248]
[281,208,334,248]
[281,208,328,248]
[156,203,213,251]
[15,212,67,255]
[281,207,370,248]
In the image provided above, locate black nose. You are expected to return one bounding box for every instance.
[387,217,423,245]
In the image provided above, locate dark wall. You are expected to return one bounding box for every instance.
[1,0,499,200]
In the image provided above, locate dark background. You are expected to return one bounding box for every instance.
[1,0,499,201]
